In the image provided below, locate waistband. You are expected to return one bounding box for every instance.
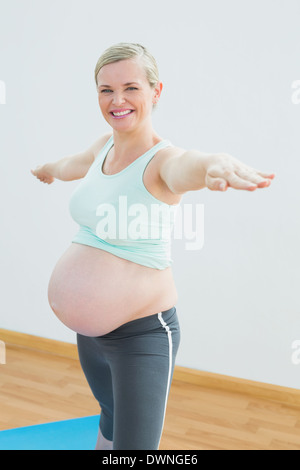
[100,306,177,338]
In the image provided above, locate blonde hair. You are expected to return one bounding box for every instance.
[94,42,160,92]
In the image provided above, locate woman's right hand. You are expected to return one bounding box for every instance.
[31,164,55,184]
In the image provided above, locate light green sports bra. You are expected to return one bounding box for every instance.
[69,135,180,270]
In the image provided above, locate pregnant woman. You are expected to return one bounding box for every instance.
[31,43,275,450]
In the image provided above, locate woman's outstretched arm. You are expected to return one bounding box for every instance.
[31,133,112,183]
[160,149,275,195]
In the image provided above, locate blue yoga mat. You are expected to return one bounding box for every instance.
[0,415,99,450]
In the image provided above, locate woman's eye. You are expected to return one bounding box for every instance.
[100,87,138,94]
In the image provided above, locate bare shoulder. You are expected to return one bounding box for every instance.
[90,132,113,161]
[153,144,187,199]
[157,143,186,161]
[156,143,187,178]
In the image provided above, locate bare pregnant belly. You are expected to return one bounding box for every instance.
[47,243,178,336]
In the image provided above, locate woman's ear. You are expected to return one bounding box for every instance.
[153,81,163,104]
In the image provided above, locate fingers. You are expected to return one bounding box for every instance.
[258,172,275,179]
[238,165,276,181]
[206,155,275,192]
[234,168,272,189]
[205,174,228,191]
[30,169,53,184]
[206,172,256,191]
[206,170,273,192]
[247,167,276,180]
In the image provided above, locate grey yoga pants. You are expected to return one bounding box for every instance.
[76,306,181,450]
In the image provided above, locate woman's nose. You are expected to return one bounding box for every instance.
[112,92,126,106]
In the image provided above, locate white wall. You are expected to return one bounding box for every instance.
[1,0,299,389]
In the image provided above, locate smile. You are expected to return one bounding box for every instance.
[110,110,134,119]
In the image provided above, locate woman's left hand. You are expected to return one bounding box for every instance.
[205,153,275,192]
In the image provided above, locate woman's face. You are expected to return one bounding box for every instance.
[96,58,162,131]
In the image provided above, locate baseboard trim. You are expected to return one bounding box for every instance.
[0,329,78,360]
[1,328,300,407]
[173,366,300,407]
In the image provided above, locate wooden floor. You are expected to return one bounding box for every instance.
[1,344,300,450]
